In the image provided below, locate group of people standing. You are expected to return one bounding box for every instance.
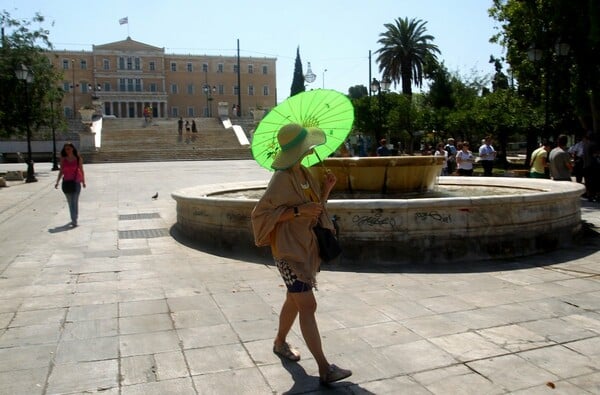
[432,137,496,177]
[177,117,198,143]
[530,132,599,201]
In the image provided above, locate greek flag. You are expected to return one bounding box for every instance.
[119,17,128,25]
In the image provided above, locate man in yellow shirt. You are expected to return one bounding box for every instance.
[529,141,551,178]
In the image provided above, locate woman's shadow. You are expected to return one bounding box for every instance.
[48,223,75,233]
[278,359,375,394]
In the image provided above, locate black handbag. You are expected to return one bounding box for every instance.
[313,224,342,262]
[61,180,77,193]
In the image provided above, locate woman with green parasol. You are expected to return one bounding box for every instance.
[251,123,352,385]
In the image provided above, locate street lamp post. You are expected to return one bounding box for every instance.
[370,77,391,142]
[15,64,37,183]
[527,41,570,140]
[203,84,216,117]
[50,92,60,171]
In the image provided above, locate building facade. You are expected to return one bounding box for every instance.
[48,37,277,119]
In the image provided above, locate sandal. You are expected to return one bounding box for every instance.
[320,364,352,385]
[273,342,300,361]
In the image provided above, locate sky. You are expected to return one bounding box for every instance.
[5,0,504,102]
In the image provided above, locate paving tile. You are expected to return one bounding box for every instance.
[0,343,55,372]
[61,318,118,340]
[192,367,272,395]
[0,322,61,347]
[355,375,432,395]
[120,354,156,386]
[518,344,597,379]
[348,321,422,348]
[67,303,118,321]
[119,330,181,357]
[185,343,254,375]
[0,367,47,395]
[510,380,594,395]
[401,313,470,338]
[171,308,227,329]
[178,323,239,350]
[477,324,555,352]
[429,331,507,362]
[119,299,169,317]
[121,377,196,395]
[466,354,559,392]
[412,364,505,395]
[563,336,600,356]
[380,339,457,374]
[46,359,118,394]
[119,313,173,335]
[566,371,600,394]
[55,336,118,363]
[9,308,66,328]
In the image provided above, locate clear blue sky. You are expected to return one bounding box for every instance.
[5,0,503,102]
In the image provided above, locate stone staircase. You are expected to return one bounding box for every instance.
[85,118,253,163]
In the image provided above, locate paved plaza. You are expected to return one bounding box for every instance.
[0,160,599,395]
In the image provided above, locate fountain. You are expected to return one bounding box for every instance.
[172,156,585,264]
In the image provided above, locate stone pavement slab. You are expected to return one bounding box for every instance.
[0,161,599,394]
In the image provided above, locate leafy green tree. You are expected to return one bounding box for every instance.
[489,0,600,136]
[0,11,62,137]
[348,85,368,99]
[290,46,305,97]
[375,17,441,97]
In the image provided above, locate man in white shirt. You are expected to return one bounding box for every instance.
[478,136,496,176]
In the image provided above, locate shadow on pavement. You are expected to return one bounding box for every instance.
[48,223,75,233]
[169,218,600,275]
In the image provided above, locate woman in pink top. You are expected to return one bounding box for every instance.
[54,143,86,226]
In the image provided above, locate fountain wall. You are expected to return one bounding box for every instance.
[172,177,585,264]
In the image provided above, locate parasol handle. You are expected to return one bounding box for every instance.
[314,151,330,172]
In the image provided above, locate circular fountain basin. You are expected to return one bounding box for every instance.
[172,176,585,264]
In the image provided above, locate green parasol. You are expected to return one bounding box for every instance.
[251,89,354,171]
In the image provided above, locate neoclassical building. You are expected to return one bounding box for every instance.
[48,37,277,119]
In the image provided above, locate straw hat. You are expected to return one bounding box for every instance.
[271,123,326,170]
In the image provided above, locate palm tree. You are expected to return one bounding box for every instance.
[375,17,440,97]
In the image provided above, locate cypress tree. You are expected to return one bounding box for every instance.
[290,46,306,97]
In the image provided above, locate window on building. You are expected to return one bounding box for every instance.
[127,79,134,92]
[202,63,208,73]
[217,63,224,73]
[149,61,156,71]
[172,107,179,117]
[119,79,126,91]
[187,63,193,72]
[217,84,224,95]
[82,82,89,93]
[119,57,125,70]
[234,85,239,95]
[248,85,254,96]
[63,59,70,70]
[127,57,133,70]
[263,85,269,96]
[103,82,111,92]
[149,83,157,92]
[248,64,254,74]
[135,79,142,92]
[135,57,140,70]
[262,65,268,75]
[80,60,87,70]
[187,107,194,117]
[233,64,239,73]
[103,59,110,70]
[63,82,70,92]
[187,84,194,94]
[171,84,178,94]
[171,62,177,72]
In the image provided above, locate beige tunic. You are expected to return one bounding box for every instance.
[251,166,334,285]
